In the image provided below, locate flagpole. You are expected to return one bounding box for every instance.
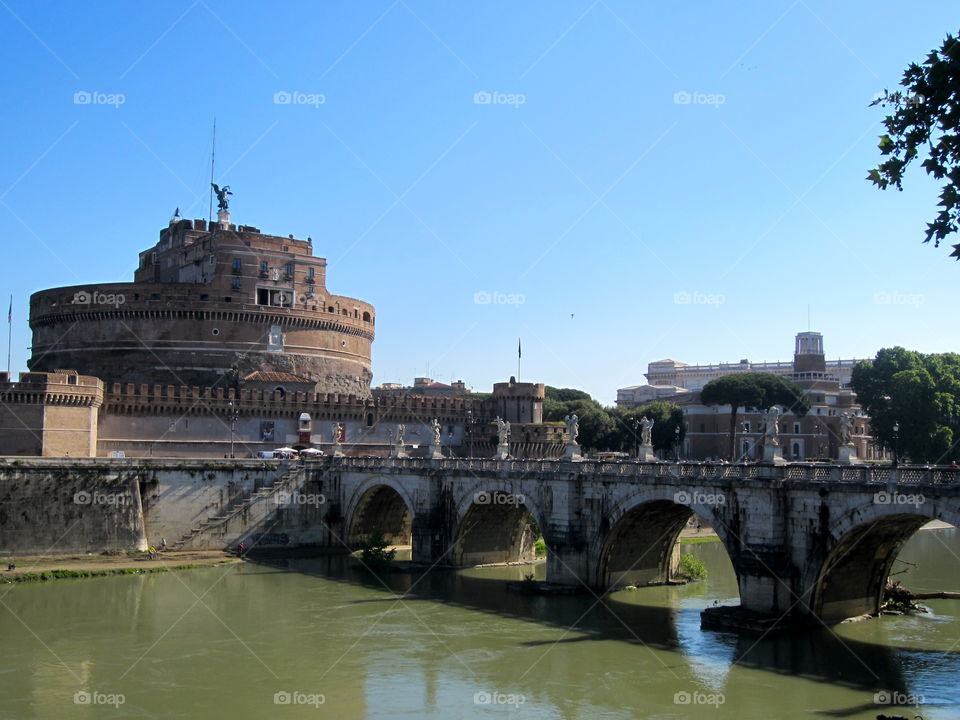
[6,295,11,376]
[517,338,521,382]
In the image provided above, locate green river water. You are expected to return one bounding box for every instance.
[1,528,958,719]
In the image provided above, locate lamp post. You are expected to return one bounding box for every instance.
[227,400,238,459]
[814,423,822,460]
[467,409,474,458]
[631,416,641,460]
[893,421,900,467]
[674,424,680,462]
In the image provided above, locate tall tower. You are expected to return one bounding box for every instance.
[793,331,825,373]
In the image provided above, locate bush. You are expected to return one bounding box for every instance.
[359,531,396,570]
[677,553,707,581]
[534,539,547,558]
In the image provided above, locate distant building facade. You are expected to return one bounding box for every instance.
[618,332,886,462]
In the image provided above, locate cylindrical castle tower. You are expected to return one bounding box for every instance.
[29,217,375,396]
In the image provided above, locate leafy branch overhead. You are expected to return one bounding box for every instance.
[868,31,960,258]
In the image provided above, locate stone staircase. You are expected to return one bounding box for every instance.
[171,463,304,550]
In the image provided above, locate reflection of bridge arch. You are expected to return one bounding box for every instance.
[452,481,550,568]
[595,489,737,591]
[807,498,960,623]
[344,477,415,548]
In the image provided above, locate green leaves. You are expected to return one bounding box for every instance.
[851,347,960,463]
[869,31,960,252]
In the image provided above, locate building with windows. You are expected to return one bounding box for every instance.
[618,332,886,461]
[29,216,375,396]
[635,332,865,393]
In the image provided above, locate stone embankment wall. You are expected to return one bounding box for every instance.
[0,459,148,555]
[0,459,308,555]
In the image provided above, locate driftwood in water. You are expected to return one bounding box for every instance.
[910,590,960,600]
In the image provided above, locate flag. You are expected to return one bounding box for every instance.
[518,338,521,359]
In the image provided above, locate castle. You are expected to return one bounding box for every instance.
[1,208,558,458]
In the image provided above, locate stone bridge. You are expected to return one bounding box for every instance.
[281,457,960,629]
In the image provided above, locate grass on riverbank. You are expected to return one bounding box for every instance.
[7,565,219,583]
[679,535,721,545]
[1,550,239,584]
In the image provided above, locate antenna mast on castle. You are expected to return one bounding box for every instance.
[208,118,216,224]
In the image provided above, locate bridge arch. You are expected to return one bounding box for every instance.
[806,496,960,624]
[344,477,415,549]
[451,481,549,568]
[595,488,737,591]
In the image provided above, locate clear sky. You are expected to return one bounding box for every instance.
[1,1,958,403]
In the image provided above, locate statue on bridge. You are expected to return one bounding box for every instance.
[564,414,579,444]
[331,422,342,445]
[431,418,442,447]
[763,406,781,447]
[839,412,854,445]
[495,417,510,445]
[640,417,655,447]
[396,423,405,444]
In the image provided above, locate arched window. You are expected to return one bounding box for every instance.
[275,386,286,399]
[792,441,800,459]
[366,413,374,427]
[362,311,371,322]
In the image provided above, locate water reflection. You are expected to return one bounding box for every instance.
[0,530,957,718]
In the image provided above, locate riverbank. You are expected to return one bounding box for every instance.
[0,550,239,583]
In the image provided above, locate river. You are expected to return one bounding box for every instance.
[1,528,958,719]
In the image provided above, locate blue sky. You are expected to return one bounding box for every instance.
[1,1,958,403]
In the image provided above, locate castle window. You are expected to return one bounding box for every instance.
[362,311,371,322]
[231,258,242,274]
[792,442,800,459]
[224,297,232,303]
[328,306,334,313]
[231,277,242,290]
[306,267,315,284]
[200,294,209,301]
[259,261,268,277]
[366,413,373,427]
[284,263,293,280]
[793,422,801,434]
[275,386,286,399]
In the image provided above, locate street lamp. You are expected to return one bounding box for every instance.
[466,409,474,458]
[227,400,239,459]
[893,421,900,467]
[674,424,680,462]
[631,416,641,460]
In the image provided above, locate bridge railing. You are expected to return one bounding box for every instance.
[317,456,960,486]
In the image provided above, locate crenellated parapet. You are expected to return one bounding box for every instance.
[28,215,375,396]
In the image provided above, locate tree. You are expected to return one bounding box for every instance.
[851,347,960,463]
[609,402,685,454]
[543,397,615,451]
[701,373,810,460]
[868,31,960,257]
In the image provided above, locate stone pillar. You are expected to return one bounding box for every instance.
[493,442,509,460]
[638,444,657,462]
[837,445,862,465]
[763,443,786,465]
[563,442,583,461]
